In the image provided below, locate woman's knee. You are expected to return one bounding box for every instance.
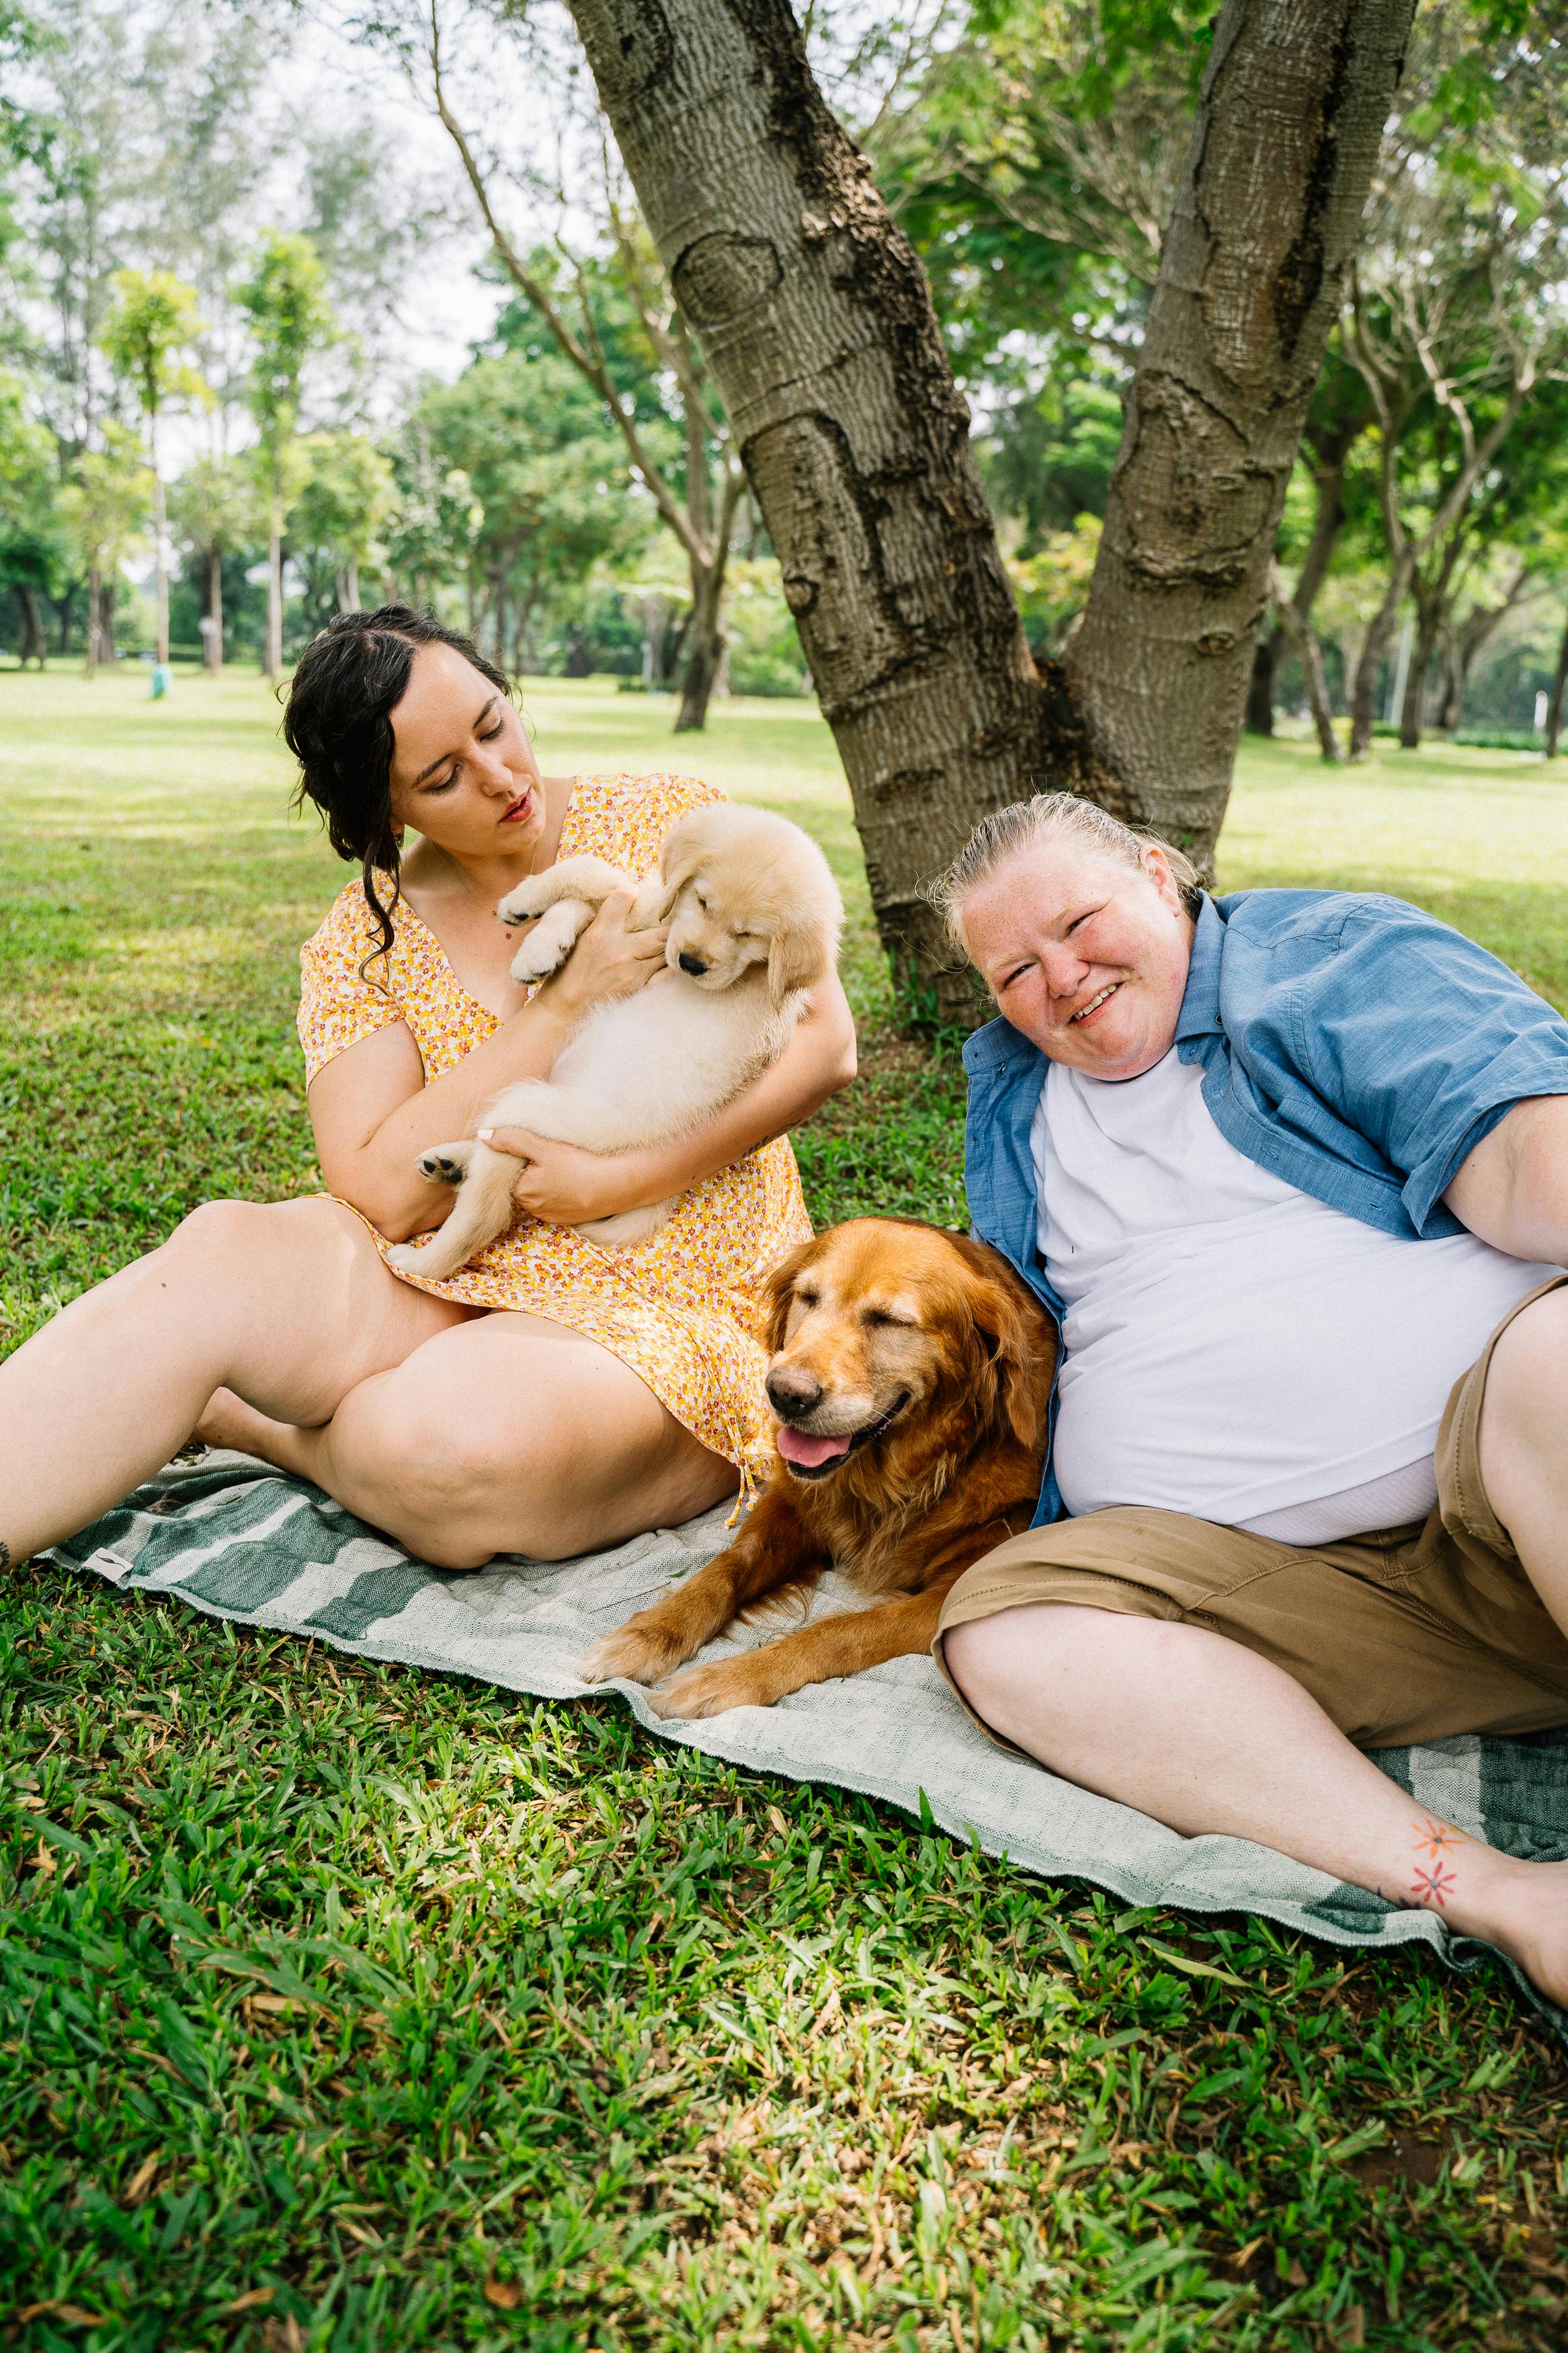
[164,1194,354,1277]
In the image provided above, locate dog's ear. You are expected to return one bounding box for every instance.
[653,815,706,921]
[767,916,827,1010]
[765,1240,817,1353]
[968,1269,1051,1453]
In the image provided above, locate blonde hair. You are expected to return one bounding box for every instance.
[925,791,1203,951]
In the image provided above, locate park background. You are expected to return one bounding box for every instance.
[5,3,1568,2350]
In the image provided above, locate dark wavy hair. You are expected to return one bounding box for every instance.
[283,606,512,971]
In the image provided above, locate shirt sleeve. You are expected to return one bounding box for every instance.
[1288,900,1568,1232]
[297,883,409,1085]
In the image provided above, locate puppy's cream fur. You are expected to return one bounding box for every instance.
[386,803,843,1279]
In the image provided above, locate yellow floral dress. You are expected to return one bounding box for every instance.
[296,772,813,1482]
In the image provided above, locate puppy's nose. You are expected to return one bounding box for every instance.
[767,1366,823,1419]
[678,951,708,976]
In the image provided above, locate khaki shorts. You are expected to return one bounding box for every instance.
[934,1277,1568,1752]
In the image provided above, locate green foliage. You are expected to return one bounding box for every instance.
[57,423,150,574]
[167,452,263,565]
[721,559,809,698]
[234,232,335,482]
[97,268,207,432]
[291,431,395,571]
[2,677,1567,2344]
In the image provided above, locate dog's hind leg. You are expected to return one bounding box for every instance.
[385,1141,520,1281]
[579,1487,826,1688]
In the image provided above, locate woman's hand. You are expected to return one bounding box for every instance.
[482,1127,658,1226]
[534,885,668,1021]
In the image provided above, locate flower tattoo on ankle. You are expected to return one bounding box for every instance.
[1410,1816,1466,1908]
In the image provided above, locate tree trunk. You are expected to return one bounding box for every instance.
[206,546,224,672]
[85,559,101,678]
[565,0,1416,1000]
[676,556,728,731]
[19,585,46,668]
[1398,609,1438,750]
[265,444,284,680]
[347,557,361,612]
[1244,626,1282,734]
[1546,612,1568,762]
[153,466,170,667]
[1271,573,1340,761]
[1349,564,1410,757]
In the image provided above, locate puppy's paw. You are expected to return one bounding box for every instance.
[579,1620,692,1688]
[496,876,552,928]
[416,1142,472,1185]
[646,1658,770,1720]
[508,933,569,986]
[385,1240,428,1274]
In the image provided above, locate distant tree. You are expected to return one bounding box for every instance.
[292,432,395,612]
[167,452,260,671]
[407,348,645,671]
[58,422,149,674]
[97,268,208,666]
[235,231,334,678]
[0,367,60,665]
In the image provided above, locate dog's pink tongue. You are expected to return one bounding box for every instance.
[776,1425,852,1469]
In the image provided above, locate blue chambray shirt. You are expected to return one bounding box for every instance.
[962,888,1568,1529]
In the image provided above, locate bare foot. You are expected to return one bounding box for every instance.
[192,1387,304,1472]
[1463,1855,1568,2008]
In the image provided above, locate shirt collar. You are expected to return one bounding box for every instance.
[1175,891,1226,1042]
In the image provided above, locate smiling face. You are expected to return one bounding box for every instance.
[386,640,543,860]
[958,834,1195,1080]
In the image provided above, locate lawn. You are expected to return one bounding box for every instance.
[3,664,1565,2353]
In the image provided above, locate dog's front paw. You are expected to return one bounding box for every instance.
[496,876,552,929]
[508,932,568,986]
[579,1619,692,1688]
[416,1143,472,1185]
[385,1240,427,1274]
[645,1658,770,1720]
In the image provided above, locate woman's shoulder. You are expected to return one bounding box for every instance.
[564,770,726,867]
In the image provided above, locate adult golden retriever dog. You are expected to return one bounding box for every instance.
[388,803,842,1275]
[580,1217,1057,1715]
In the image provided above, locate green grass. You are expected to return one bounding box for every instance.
[3,665,1567,2352]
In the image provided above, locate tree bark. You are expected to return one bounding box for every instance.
[1546,612,1568,762]
[564,0,1414,1002]
[1349,563,1409,756]
[1244,626,1282,733]
[206,545,224,672]
[19,585,46,668]
[1397,606,1438,749]
[153,465,170,668]
[265,444,284,680]
[1270,565,1340,760]
[347,557,361,611]
[676,555,729,731]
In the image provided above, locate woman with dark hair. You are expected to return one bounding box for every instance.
[0,609,856,1572]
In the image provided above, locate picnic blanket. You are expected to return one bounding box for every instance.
[51,1450,1568,2038]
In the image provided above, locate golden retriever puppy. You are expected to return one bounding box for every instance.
[388,804,842,1275]
[580,1218,1057,1714]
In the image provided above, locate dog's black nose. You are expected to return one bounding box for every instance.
[678,951,708,976]
[767,1367,823,1418]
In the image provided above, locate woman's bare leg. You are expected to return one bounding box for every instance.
[203,1310,739,1567]
[944,1605,1568,2005]
[0,1197,469,1566]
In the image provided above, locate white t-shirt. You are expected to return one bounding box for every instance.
[1033,1047,1555,1544]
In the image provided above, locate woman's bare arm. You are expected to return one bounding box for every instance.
[307,890,666,1240]
[486,971,858,1226]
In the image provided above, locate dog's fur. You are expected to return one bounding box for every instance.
[579,1217,1057,1716]
[387,804,842,1278]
